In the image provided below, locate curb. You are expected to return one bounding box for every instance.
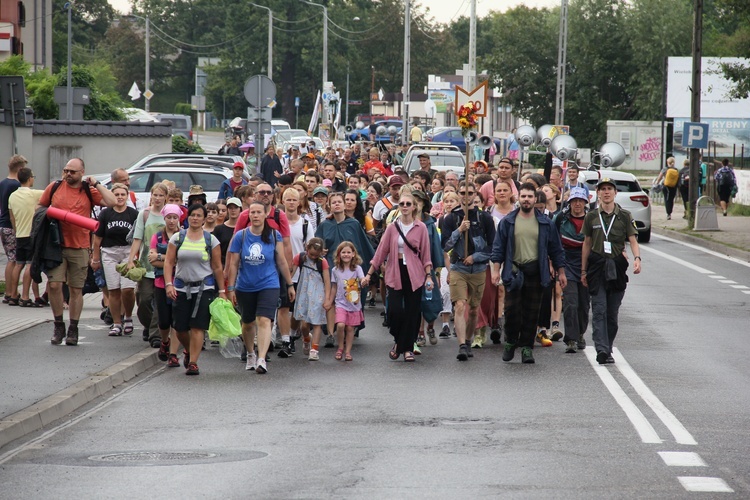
[651,226,750,262]
[0,348,158,450]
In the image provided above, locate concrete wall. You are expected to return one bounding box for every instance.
[0,123,171,186]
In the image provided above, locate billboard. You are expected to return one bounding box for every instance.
[427,89,455,114]
[667,57,750,119]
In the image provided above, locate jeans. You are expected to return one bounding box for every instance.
[590,284,625,355]
[664,185,678,216]
[562,280,590,342]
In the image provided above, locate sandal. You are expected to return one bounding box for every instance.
[108,324,123,337]
[389,344,399,360]
[404,351,415,362]
[2,294,9,304]
[335,349,343,361]
[7,297,19,306]
[19,299,37,307]
[122,318,134,336]
[345,353,353,361]
[35,297,49,307]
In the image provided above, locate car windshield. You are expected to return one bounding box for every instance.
[584,177,642,193]
[406,154,465,172]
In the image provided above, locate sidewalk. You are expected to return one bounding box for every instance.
[649,199,750,261]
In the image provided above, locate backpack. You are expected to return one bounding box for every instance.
[663,167,679,188]
[679,168,690,188]
[126,208,150,244]
[716,168,734,188]
[175,229,213,257]
[301,218,309,242]
[49,180,98,219]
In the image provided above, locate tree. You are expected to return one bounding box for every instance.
[52,0,117,71]
[711,0,750,98]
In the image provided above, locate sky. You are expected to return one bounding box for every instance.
[107,0,560,25]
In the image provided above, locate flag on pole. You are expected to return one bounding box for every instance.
[128,82,142,101]
[333,91,342,131]
[307,90,321,135]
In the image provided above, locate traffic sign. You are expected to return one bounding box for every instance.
[248,107,272,121]
[347,100,362,105]
[244,75,276,108]
[682,122,709,149]
[144,90,154,100]
[295,97,300,108]
[247,121,272,136]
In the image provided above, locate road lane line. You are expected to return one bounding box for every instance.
[658,452,706,467]
[718,280,737,284]
[708,275,726,279]
[640,245,714,274]
[678,477,734,493]
[729,285,748,289]
[613,348,698,445]
[653,233,750,269]
[0,366,165,465]
[583,348,661,444]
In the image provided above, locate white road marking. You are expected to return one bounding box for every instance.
[729,284,749,289]
[718,280,737,284]
[613,348,697,445]
[708,275,726,279]
[653,233,750,269]
[743,290,750,295]
[658,451,706,467]
[678,477,734,493]
[583,348,661,444]
[640,245,714,274]
[0,366,165,465]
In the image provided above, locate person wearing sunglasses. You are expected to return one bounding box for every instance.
[361,191,433,362]
[441,181,496,362]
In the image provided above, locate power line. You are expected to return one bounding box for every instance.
[148,21,258,48]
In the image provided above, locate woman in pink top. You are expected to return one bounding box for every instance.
[361,191,433,362]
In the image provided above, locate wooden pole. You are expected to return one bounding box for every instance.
[464,136,472,256]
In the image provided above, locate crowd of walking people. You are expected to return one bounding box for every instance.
[1,146,651,375]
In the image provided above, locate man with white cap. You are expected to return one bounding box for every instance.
[553,187,590,353]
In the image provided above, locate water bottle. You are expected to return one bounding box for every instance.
[424,287,432,300]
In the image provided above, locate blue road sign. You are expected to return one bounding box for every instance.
[295,97,300,108]
[682,122,709,149]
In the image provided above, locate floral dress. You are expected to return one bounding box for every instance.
[293,254,328,326]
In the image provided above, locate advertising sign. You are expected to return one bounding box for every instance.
[427,89,455,114]
[667,57,750,118]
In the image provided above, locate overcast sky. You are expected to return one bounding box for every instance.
[108,0,559,25]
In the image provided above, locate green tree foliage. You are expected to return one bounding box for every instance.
[710,0,750,98]
[52,0,116,71]
[172,135,204,153]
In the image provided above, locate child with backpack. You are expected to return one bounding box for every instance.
[291,238,331,361]
[327,242,365,361]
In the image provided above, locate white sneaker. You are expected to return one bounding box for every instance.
[255,358,267,374]
[308,349,319,361]
[245,351,257,371]
[303,341,311,355]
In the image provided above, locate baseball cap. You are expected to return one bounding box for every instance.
[596,177,616,189]
[388,176,405,187]
[313,186,329,196]
[567,187,588,202]
[417,153,430,159]
[226,197,242,207]
[305,153,315,159]
[233,161,245,169]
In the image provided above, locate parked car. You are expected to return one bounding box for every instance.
[424,126,467,152]
[152,113,193,140]
[126,153,245,172]
[402,143,466,176]
[580,169,652,243]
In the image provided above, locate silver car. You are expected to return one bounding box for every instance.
[580,169,652,243]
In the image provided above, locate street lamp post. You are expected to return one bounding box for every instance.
[66,1,72,120]
[249,2,273,80]
[299,0,327,98]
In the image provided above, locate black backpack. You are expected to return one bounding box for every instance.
[49,180,98,219]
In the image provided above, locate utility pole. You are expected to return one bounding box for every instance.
[66,2,72,120]
[402,0,411,145]
[468,0,476,91]
[688,0,703,225]
[345,61,350,126]
[554,0,568,125]
[144,16,150,112]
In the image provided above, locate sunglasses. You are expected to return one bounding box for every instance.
[257,190,273,195]
[399,202,413,207]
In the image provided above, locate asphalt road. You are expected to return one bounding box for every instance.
[1,234,748,497]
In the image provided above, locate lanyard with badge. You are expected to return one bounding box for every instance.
[598,210,613,254]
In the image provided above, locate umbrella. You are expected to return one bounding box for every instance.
[239,141,255,152]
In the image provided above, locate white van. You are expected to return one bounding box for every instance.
[270,119,291,131]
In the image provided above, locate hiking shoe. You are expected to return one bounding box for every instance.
[246,351,257,371]
[577,337,586,351]
[521,348,535,364]
[255,358,268,374]
[536,332,552,347]
[51,322,66,345]
[466,342,474,357]
[65,325,79,346]
[456,344,469,361]
[596,351,609,364]
[158,341,170,361]
[289,338,296,353]
[369,298,376,308]
[439,325,451,338]
[277,341,292,358]
[471,335,483,349]
[167,354,180,367]
[416,335,426,347]
[185,362,199,375]
[502,343,516,362]
[308,349,319,361]
[490,328,502,344]
[427,327,437,345]
[565,340,577,353]
[142,330,149,342]
[550,325,563,342]
[324,335,335,348]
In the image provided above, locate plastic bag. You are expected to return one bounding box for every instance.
[208,298,242,346]
[220,336,244,359]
